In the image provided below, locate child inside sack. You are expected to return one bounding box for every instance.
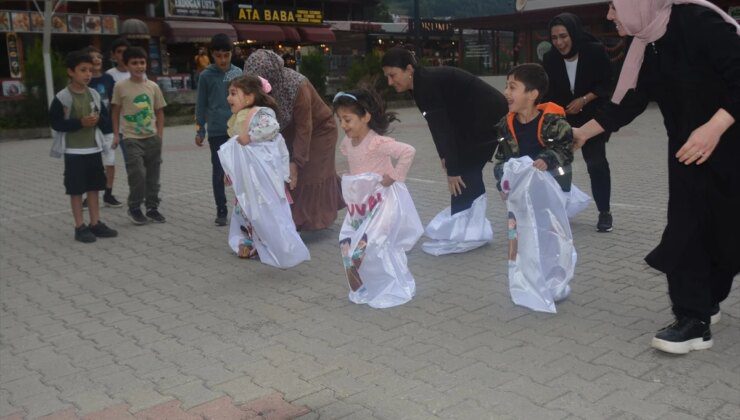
[219,75,309,268]
[333,88,423,308]
[493,64,577,312]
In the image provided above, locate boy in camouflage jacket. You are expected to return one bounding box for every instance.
[493,64,574,194]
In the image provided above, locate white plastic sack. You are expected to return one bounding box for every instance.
[219,135,310,269]
[565,184,591,219]
[339,173,423,308]
[502,156,577,313]
[422,194,493,256]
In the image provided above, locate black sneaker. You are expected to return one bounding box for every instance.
[710,304,721,325]
[82,197,89,211]
[215,210,227,226]
[146,208,166,223]
[651,317,713,354]
[89,221,118,238]
[74,224,96,243]
[103,194,123,208]
[128,208,148,225]
[597,211,613,232]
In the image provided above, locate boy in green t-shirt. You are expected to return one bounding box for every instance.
[111,47,168,225]
[49,51,118,243]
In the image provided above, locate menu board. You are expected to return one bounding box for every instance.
[0,11,118,35]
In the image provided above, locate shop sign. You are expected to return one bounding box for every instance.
[234,4,323,25]
[0,11,118,34]
[408,19,454,36]
[6,32,22,79]
[165,0,224,20]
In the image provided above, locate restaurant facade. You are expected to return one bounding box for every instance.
[0,0,371,100]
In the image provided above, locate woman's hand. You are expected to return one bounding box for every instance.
[380,174,395,187]
[224,174,232,186]
[565,97,585,115]
[676,109,734,165]
[289,162,298,190]
[499,190,508,201]
[447,176,466,197]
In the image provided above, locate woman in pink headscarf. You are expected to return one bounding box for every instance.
[573,1,740,355]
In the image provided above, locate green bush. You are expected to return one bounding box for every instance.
[342,52,401,102]
[299,52,328,97]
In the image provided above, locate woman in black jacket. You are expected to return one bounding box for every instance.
[543,13,614,232]
[574,0,740,354]
[381,47,508,254]
[381,48,508,207]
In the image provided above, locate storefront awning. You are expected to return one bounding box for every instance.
[297,27,336,43]
[164,20,237,44]
[281,26,301,43]
[233,24,284,42]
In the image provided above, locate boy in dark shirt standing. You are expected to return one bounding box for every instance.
[49,51,118,243]
[195,33,242,226]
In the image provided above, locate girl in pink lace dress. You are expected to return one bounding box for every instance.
[332,89,423,308]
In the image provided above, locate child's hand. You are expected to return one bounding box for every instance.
[111,134,119,149]
[380,174,395,187]
[533,159,548,171]
[81,115,98,128]
[224,174,232,186]
[195,135,205,147]
[237,134,251,146]
[289,162,298,190]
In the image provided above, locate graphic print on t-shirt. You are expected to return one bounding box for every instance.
[124,93,154,136]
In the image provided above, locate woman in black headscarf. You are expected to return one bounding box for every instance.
[543,13,614,232]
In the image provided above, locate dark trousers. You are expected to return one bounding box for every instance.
[451,164,486,214]
[667,254,735,324]
[581,132,611,213]
[122,136,162,209]
[208,135,229,214]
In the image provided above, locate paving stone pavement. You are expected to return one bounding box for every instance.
[1,104,738,420]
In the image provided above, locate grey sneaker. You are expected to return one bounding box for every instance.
[74,224,96,243]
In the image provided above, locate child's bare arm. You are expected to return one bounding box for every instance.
[155,108,165,139]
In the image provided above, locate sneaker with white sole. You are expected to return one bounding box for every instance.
[651,317,713,354]
[103,194,123,208]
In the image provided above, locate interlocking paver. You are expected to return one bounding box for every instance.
[1,102,738,419]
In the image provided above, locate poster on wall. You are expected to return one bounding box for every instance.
[6,32,22,79]
[165,0,224,20]
[11,12,30,32]
[0,11,117,34]
[68,14,85,33]
[148,37,162,75]
[0,12,9,31]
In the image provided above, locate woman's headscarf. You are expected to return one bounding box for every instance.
[548,12,600,59]
[244,49,306,128]
[611,0,740,104]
